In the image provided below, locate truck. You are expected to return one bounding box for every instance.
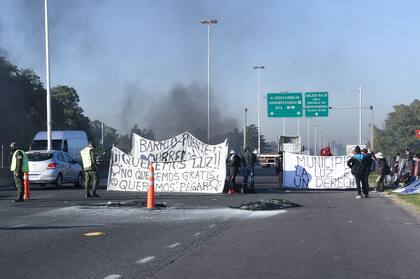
[278,135,302,154]
[30,131,88,162]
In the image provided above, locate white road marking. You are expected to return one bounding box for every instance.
[247,210,286,219]
[11,224,26,228]
[104,274,122,279]
[193,232,201,237]
[209,224,216,228]
[136,256,155,264]
[167,242,180,248]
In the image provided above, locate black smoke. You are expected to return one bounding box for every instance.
[144,83,238,143]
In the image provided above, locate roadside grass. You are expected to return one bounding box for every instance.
[390,193,420,209]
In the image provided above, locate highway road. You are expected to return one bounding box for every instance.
[0,167,419,279]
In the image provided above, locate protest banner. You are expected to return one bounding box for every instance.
[131,132,227,162]
[283,153,355,189]
[393,180,420,195]
[108,146,226,193]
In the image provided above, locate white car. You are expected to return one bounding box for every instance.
[27,150,84,188]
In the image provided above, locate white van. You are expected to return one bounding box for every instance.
[30,131,88,162]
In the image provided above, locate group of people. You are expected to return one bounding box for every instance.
[390,149,420,185]
[347,146,419,199]
[226,147,258,194]
[10,141,99,202]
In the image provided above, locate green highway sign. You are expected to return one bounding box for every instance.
[304,92,329,117]
[267,93,303,118]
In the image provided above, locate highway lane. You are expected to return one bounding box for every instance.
[0,167,419,278]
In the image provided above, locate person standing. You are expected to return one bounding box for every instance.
[10,142,29,203]
[80,142,99,198]
[375,152,389,192]
[362,148,375,191]
[241,147,257,193]
[227,150,241,194]
[347,146,370,198]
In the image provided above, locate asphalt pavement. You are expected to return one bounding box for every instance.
[0,167,419,279]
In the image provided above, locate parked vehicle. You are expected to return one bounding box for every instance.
[258,154,280,168]
[30,131,88,162]
[27,150,84,188]
[278,136,302,154]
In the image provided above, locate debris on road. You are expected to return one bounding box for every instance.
[231,198,301,211]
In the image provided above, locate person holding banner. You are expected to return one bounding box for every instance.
[347,146,370,198]
[228,150,241,194]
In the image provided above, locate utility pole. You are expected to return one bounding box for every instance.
[44,0,52,151]
[358,86,362,145]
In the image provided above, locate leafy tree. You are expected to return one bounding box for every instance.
[243,124,270,153]
[51,85,91,136]
[117,124,155,153]
[0,58,46,148]
[374,99,420,157]
[89,120,119,153]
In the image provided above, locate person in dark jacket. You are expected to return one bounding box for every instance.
[241,147,257,193]
[375,152,389,192]
[362,148,375,191]
[227,150,241,194]
[347,146,370,198]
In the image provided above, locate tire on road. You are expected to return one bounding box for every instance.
[55,174,63,189]
[75,172,83,188]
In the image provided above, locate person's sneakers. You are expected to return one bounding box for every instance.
[355,195,362,199]
[92,192,100,198]
[228,189,235,194]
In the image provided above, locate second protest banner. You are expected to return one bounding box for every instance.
[283,153,355,189]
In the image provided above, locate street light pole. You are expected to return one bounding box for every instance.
[307,118,310,155]
[314,125,318,156]
[44,0,52,151]
[243,108,248,150]
[253,66,265,154]
[358,85,362,145]
[200,19,218,143]
[370,105,374,151]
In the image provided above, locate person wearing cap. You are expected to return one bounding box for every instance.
[227,149,241,194]
[80,142,99,198]
[347,145,370,198]
[10,142,29,203]
[375,152,389,192]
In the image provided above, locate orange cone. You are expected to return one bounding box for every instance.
[23,172,30,200]
[147,162,155,209]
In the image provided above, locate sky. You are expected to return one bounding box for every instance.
[1,0,419,148]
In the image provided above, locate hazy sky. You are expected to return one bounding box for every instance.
[1,0,419,147]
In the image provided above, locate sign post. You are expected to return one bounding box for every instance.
[304,92,329,117]
[267,93,303,118]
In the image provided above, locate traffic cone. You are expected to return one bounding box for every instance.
[23,172,30,200]
[147,162,155,209]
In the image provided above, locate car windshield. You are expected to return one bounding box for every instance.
[31,140,62,151]
[27,152,54,162]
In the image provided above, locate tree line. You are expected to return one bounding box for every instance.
[0,57,274,156]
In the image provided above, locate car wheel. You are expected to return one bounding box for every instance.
[75,172,84,188]
[55,174,63,189]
